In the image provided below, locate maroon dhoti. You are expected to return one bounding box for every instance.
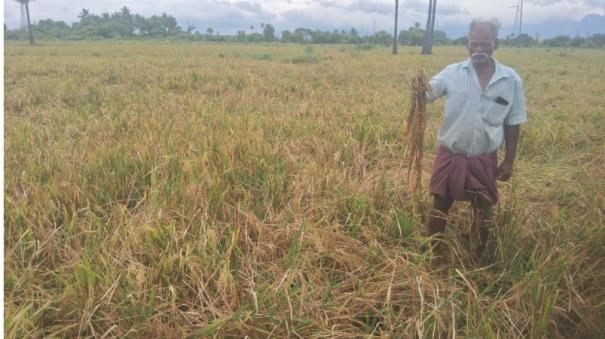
[429,146,499,204]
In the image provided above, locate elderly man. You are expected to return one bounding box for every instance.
[426,18,527,258]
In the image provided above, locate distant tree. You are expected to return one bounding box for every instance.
[248,33,264,42]
[451,36,467,45]
[571,36,585,47]
[288,28,312,43]
[75,8,104,36]
[545,35,571,47]
[121,7,131,15]
[349,27,362,44]
[237,30,246,42]
[133,14,147,34]
[117,7,135,36]
[78,9,90,21]
[311,29,342,43]
[15,0,35,44]
[281,30,292,42]
[514,33,533,47]
[399,25,425,45]
[163,13,179,34]
[142,13,179,36]
[263,23,275,42]
[14,6,605,47]
[372,31,392,45]
[433,30,449,45]
[588,33,605,47]
[36,19,70,38]
[6,8,203,41]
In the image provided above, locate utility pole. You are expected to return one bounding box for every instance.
[517,0,524,47]
[392,0,399,55]
[20,2,27,29]
[373,17,376,35]
[509,3,519,38]
[25,1,34,44]
[16,0,34,44]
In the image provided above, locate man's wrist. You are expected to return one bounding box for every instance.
[502,156,515,165]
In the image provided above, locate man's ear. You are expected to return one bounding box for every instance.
[494,38,499,50]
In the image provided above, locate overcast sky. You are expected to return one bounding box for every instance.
[4,0,605,37]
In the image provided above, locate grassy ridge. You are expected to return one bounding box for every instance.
[4,42,605,337]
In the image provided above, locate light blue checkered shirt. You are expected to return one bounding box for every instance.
[429,58,527,156]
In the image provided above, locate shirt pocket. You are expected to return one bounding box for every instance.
[483,96,511,126]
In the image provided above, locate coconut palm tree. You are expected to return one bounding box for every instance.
[421,0,437,55]
[392,0,399,55]
[16,0,34,44]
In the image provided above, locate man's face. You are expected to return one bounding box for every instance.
[467,23,498,66]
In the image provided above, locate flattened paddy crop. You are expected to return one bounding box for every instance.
[4,42,605,337]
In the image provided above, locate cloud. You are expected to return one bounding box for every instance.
[526,0,603,6]
[437,4,462,16]
[279,9,333,29]
[279,6,393,34]
[584,0,605,6]
[401,0,429,11]
[235,1,263,13]
[313,0,394,15]
[525,0,567,5]
[347,0,393,15]
[315,0,339,6]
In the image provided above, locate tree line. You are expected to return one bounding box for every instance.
[5,7,605,48]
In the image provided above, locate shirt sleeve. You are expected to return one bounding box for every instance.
[505,76,528,125]
[427,67,449,102]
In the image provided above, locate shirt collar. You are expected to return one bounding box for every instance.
[463,57,510,82]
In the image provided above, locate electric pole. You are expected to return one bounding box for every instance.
[517,0,524,48]
[25,1,33,44]
[509,3,519,38]
[393,0,399,55]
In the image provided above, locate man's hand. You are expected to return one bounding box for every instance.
[497,160,513,181]
[500,125,520,182]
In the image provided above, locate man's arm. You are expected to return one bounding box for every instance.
[427,67,449,102]
[499,73,527,182]
[497,124,520,182]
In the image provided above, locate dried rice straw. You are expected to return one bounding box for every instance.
[405,69,431,194]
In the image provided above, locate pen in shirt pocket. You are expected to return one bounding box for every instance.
[494,96,509,106]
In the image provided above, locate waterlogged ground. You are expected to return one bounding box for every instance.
[4,42,605,337]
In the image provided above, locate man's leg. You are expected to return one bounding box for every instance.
[470,193,493,258]
[426,195,454,235]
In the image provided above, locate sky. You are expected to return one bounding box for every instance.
[3,0,605,38]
